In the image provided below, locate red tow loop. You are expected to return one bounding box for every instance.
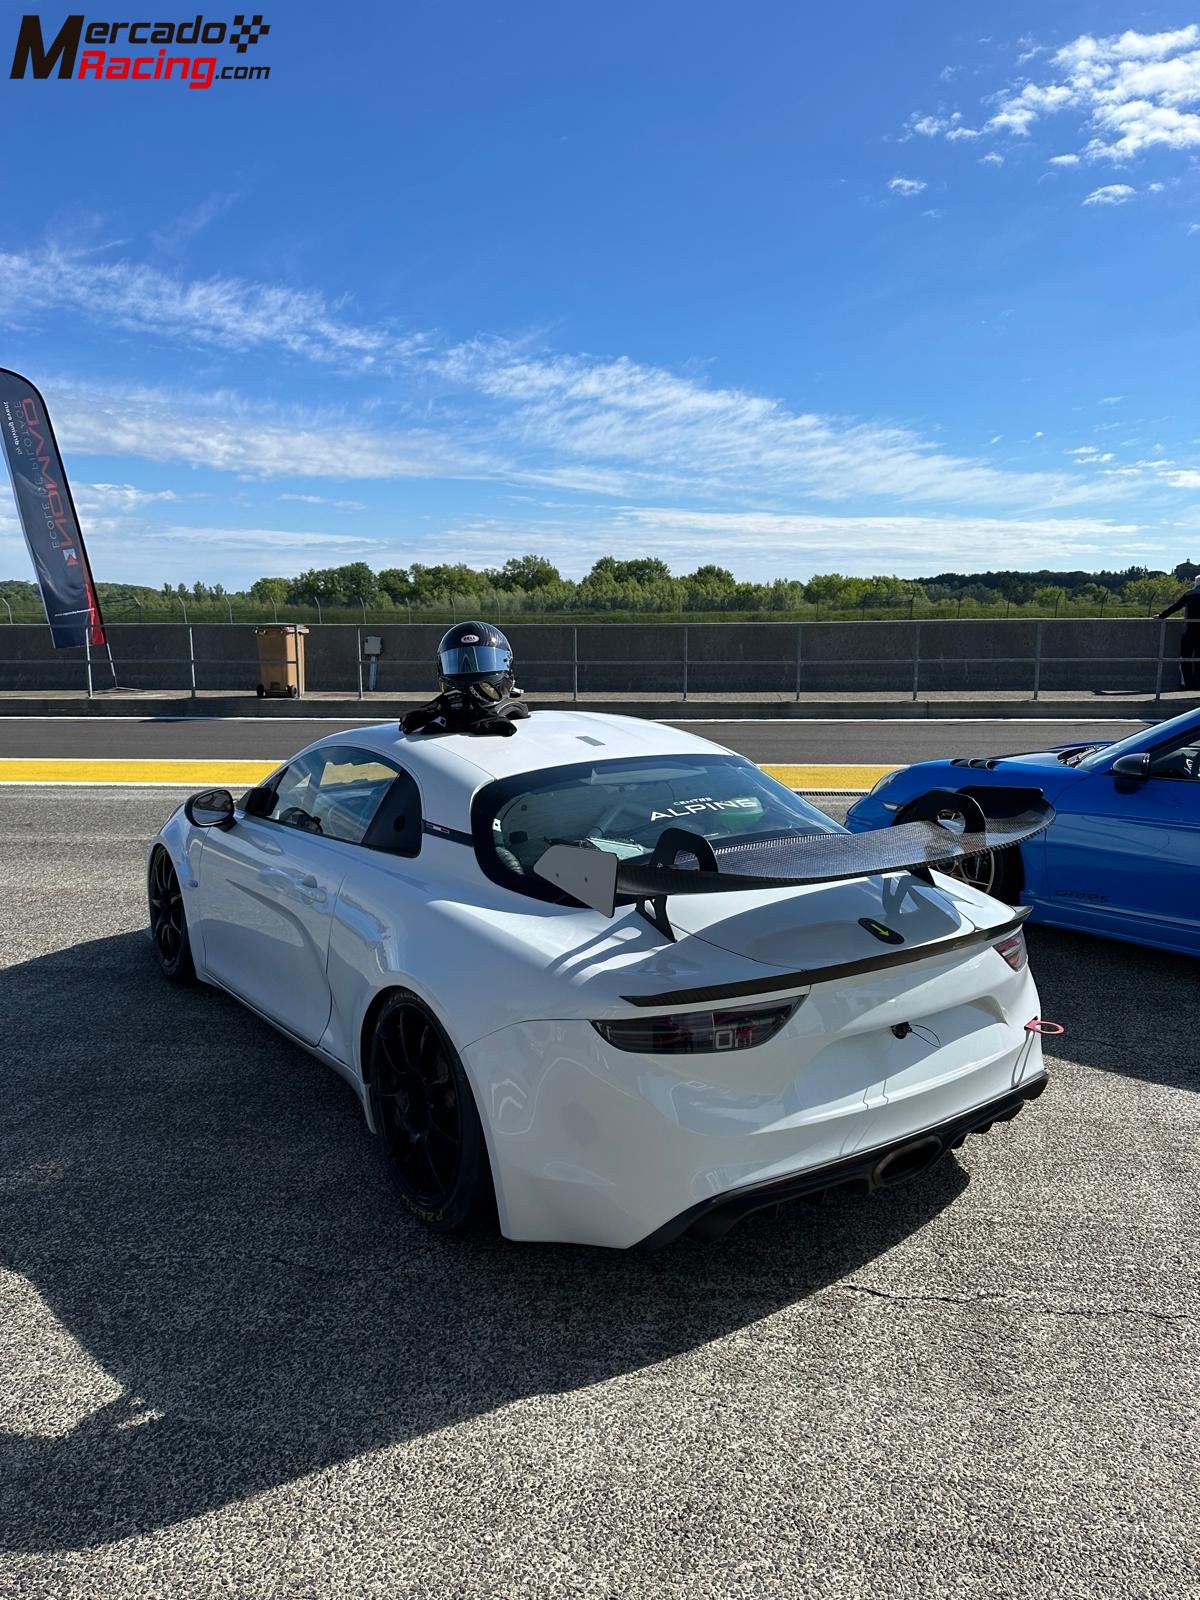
[1025,1018,1065,1036]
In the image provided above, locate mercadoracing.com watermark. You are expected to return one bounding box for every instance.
[10,13,271,90]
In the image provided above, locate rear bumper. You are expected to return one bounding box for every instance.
[463,955,1046,1249]
[636,1071,1049,1250]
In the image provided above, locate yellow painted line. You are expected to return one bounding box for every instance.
[0,757,896,790]
[762,763,895,791]
[0,759,276,785]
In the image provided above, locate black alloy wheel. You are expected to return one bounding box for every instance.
[896,800,1018,903]
[148,847,195,981]
[369,993,494,1232]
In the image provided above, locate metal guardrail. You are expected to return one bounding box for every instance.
[0,620,1181,701]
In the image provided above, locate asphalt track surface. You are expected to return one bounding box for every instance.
[0,786,1194,1598]
[0,714,1146,765]
[0,715,1149,794]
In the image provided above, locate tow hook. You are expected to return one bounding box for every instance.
[1025,1019,1064,1036]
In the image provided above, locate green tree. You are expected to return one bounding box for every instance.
[688,564,735,588]
[1125,575,1181,614]
[489,554,562,591]
[378,566,412,603]
[250,576,291,604]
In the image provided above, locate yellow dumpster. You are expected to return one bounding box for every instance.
[254,624,308,698]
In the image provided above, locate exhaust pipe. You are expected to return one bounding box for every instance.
[871,1135,944,1188]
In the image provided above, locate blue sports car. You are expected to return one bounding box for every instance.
[844,705,1200,958]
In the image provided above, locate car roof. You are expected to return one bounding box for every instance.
[312,711,738,830]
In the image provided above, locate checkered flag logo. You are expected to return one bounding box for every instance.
[229,14,269,52]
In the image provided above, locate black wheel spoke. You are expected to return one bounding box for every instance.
[375,1002,464,1208]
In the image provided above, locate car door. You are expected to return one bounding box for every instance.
[1044,725,1200,942]
[196,746,405,1044]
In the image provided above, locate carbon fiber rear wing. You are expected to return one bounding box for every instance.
[534,787,1054,939]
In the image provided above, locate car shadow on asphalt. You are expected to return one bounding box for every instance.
[1025,926,1199,1090]
[0,930,971,1553]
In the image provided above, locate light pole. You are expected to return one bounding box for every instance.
[314,597,323,624]
[1,598,11,624]
[175,593,189,624]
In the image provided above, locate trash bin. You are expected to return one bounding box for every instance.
[254,624,308,698]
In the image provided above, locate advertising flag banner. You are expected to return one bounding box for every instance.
[0,367,105,647]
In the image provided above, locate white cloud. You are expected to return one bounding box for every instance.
[909,114,946,137]
[1189,222,1200,234]
[1082,183,1136,205]
[1067,446,1115,463]
[1099,395,1124,404]
[985,27,1200,161]
[990,434,1003,444]
[979,151,1005,166]
[1048,152,1081,165]
[887,176,927,196]
[945,124,981,140]
[435,343,1110,509]
[602,508,1150,571]
[74,482,180,512]
[0,248,1158,532]
[279,492,367,511]
[0,247,427,372]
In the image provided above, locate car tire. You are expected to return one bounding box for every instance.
[148,846,195,983]
[894,799,1021,903]
[368,992,496,1233]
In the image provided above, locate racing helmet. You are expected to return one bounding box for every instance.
[436,620,515,701]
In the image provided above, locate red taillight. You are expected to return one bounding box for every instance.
[993,930,1027,971]
[592,998,801,1054]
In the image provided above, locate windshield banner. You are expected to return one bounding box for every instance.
[0,368,106,648]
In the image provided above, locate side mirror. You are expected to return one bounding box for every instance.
[184,788,235,828]
[1110,752,1150,782]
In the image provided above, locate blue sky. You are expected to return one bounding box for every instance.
[1,1,1199,588]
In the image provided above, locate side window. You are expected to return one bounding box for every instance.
[1148,734,1200,782]
[362,768,423,856]
[263,747,416,846]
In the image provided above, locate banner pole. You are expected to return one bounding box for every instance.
[104,639,120,689]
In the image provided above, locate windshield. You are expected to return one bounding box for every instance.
[472,754,840,900]
[1074,706,1200,771]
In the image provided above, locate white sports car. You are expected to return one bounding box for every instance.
[148,711,1053,1249]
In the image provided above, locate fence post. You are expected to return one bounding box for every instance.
[794,623,803,702]
[911,622,922,702]
[1,598,11,624]
[572,626,579,701]
[84,631,94,698]
[1154,619,1167,701]
[681,624,689,702]
[187,625,197,699]
[356,626,364,701]
[1032,620,1043,702]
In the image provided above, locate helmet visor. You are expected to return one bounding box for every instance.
[438,644,511,678]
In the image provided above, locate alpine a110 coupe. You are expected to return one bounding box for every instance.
[845,704,1200,959]
[149,712,1054,1249]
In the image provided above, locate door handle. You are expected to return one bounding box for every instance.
[259,866,327,905]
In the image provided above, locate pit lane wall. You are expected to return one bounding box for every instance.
[0,618,1183,696]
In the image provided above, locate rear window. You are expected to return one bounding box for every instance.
[472,754,839,902]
